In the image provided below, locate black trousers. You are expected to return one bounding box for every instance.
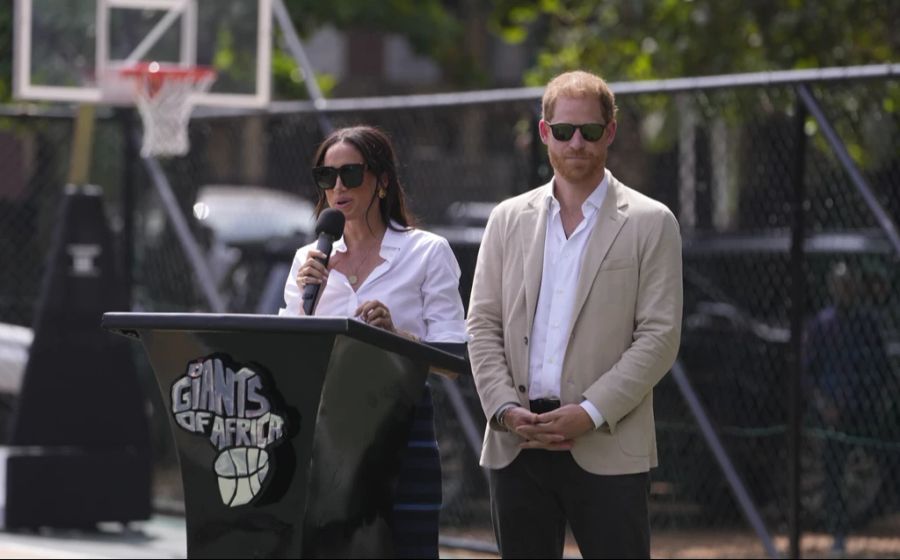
[490,450,650,559]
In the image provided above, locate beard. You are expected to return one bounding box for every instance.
[548,149,604,185]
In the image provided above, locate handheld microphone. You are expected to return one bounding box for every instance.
[302,208,345,315]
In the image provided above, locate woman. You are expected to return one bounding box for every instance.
[280,125,466,558]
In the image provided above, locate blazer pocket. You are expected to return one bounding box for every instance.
[599,257,636,271]
[592,258,638,304]
[614,413,650,457]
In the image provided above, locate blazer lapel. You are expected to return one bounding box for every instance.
[520,184,550,336]
[565,178,628,341]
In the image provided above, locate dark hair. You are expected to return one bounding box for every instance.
[311,125,416,231]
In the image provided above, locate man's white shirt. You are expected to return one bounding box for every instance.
[527,170,610,429]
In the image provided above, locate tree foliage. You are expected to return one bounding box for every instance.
[490,0,898,85]
[286,0,459,59]
[0,5,11,101]
[1,0,895,103]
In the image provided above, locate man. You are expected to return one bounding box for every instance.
[466,70,683,559]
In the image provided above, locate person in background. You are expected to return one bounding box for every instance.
[803,261,890,556]
[280,125,467,558]
[467,70,683,559]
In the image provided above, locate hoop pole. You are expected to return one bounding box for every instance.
[67,104,96,186]
[140,146,227,313]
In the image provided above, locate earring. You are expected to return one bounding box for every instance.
[378,188,386,199]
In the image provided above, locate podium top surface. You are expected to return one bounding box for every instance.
[102,312,469,375]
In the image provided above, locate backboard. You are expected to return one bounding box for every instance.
[14,0,271,108]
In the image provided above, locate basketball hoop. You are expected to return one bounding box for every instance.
[118,62,216,158]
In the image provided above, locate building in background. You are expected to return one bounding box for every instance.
[303,24,532,96]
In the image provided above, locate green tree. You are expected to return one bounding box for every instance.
[0,4,11,101]
[490,0,898,85]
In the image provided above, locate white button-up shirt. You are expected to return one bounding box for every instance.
[528,171,610,428]
[279,224,467,343]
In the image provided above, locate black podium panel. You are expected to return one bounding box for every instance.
[138,329,335,558]
[303,335,428,557]
[103,313,467,559]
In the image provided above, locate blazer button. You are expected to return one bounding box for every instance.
[518,385,526,393]
[524,336,529,345]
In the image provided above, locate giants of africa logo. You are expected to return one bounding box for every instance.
[171,356,287,507]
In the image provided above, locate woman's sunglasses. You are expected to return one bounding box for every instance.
[312,163,366,190]
[548,122,607,142]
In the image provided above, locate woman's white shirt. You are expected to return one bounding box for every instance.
[279,224,467,343]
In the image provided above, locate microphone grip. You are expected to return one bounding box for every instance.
[301,234,334,315]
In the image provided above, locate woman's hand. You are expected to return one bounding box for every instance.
[355,299,395,332]
[296,249,329,293]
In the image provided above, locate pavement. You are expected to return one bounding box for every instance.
[0,449,184,559]
[0,520,503,559]
[0,520,509,559]
[1,513,897,558]
[0,517,187,559]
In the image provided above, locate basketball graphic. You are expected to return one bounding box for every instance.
[214,446,270,507]
[172,357,287,508]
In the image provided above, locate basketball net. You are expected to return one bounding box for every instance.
[119,62,216,158]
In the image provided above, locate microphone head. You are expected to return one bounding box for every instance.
[315,208,345,238]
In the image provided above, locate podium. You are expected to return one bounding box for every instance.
[101,312,469,559]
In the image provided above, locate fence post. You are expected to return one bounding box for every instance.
[788,87,809,560]
[119,108,138,308]
[529,106,545,192]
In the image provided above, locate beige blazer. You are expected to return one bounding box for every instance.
[466,173,683,475]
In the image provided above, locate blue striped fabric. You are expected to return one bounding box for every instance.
[406,440,440,449]
[391,385,442,559]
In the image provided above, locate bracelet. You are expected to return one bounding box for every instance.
[497,407,511,429]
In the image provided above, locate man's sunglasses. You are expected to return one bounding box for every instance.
[312,163,366,190]
[548,122,607,142]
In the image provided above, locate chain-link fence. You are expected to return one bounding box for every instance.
[0,65,897,557]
